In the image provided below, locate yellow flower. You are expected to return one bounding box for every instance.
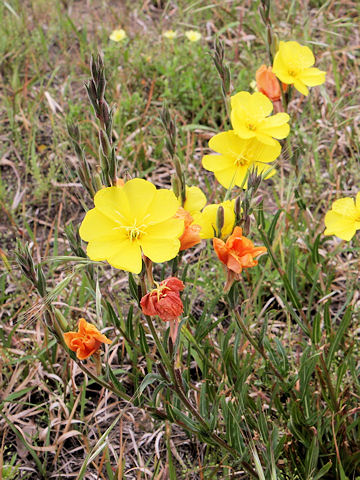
[193,201,235,239]
[273,41,326,96]
[230,91,290,147]
[202,131,280,189]
[109,29,127,42]
[183,186,207,216]
[79,179,184,274]
[185,30,201,42]
[163,30,177,39]
[324,193,360,241]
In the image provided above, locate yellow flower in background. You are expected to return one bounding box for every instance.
[185,30,202,42]
[231,91,290,147]
[163,30,177,39]
[183,186,207,216]
[202,131,280,189]
[273,41,326,96]
[193,201,235,239]
[79,179,184,274]
[109,29,127,42]
[324,193,360,241]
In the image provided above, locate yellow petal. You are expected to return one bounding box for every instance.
[146,218,184,239]
[247,138,281,163]
[331,197,358,218]
[214,166,248,189]
[293,80,309,96]
[260,114,290,139]
[231,91,273,120]
[356,192,360,210]
[298,67,326,86]
[208,131,244,157]
[202,154,234,172]
[140,236,181,263]
[122,178,156,222]
[107,241,143,273]
[93,186,131,223]
[273,51,295,84]
[279,41,315,69]
[230,119,256,140]
[184,186,207,214]
[86,236,127,261]
[254,133,280,147]
[254,162,277,179]
[194,202,235,239]
[146,188,180,224]
[324,211,357,241]
[79,208,118,242]
[248,92,274,118]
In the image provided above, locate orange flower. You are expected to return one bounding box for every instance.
[63,318,111,360]
[175,207,201,251]
[256,65,286,102]
[140,277,184,321]
[213,226,267,274]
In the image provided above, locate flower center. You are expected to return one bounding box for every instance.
[287,68,298,77]
[150,281,171,301]
[125,219,147,241]
[235,154,249,167]
[247,122,257,131]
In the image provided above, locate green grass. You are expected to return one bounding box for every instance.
[1,0,360,478]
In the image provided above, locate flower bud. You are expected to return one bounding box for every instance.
[216,206,225,238]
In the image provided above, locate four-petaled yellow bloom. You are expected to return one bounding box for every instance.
[163,30,177,40]
[79,179,184,274]
[230,91,290,147]
[202,132,280,189]
[273,41,326,96]
[324,193,360,241]
[109,29,127,42]
[185,30,202,42]
[193,200,235,239]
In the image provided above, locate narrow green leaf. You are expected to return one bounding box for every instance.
[326,307,352,369]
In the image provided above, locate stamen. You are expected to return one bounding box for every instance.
[112,218,148,241]
[235,155,248,167]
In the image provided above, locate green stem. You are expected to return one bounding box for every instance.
[146,314,175,379]
[234,308,288,386]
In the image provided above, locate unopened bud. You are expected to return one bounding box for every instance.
[271,33,279,58]
[97,71,106,100]
[94,172,103,192]
[173,157,182,182]
[216,206,224,237]
[234,196,242,225]
[99,130,110,156]
[171,174,181,198]
[248,166,262,192]
[243,215,251,236]
[100,101,110,127]
[54,308,69,331]
[90,55,97,82]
